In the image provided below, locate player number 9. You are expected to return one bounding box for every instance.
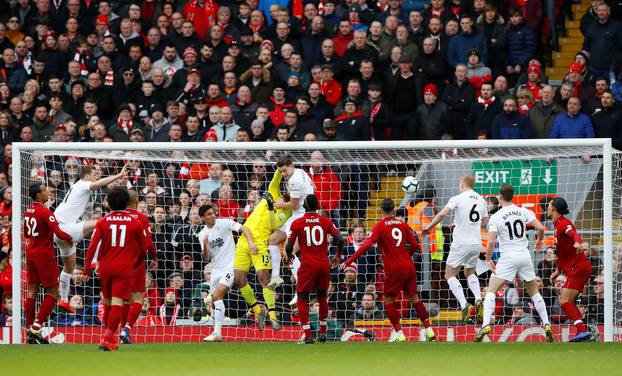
[391,228,402,247]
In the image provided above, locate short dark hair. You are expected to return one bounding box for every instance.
[198,204,213,217]
[276,154,293,167]
[107,186,131,210]
[381,198,395,213]
[79,166,94,179]
[499,184,514,202]
[29,183,44,200]
[550,197,570,215]
[303,194,319,212]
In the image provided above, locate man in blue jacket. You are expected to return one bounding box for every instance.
[549,97,595,138]
[490,97,531,139]
[447,14,488,69]
[582,3,622,82]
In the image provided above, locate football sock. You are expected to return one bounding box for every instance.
[447,277,467,309]
[561,302,588,332]
[121,303,130,327]
[240,284,261,316]
[531,293,550,326]
[25,297,36,328]
[34,294,57,329]
[59,271,72,301]
[262,287,276,320]
[126,302,142,329]
[213,300,225,335]
[413,300,431,328]
[104,305,122,343]
[103,304,111,326]
[269,245,281,279]
[482,292,496,327]
[290,256,301,280]
[385,302,401,332]
[318,295,329,333]
[467,274,482,301]
[298,297,311,338]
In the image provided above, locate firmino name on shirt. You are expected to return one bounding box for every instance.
[384,220,402,225]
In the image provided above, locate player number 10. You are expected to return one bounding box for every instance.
[304,225,324,246]
[109,224,127,247]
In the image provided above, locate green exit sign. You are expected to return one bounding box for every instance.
[472,160,557,195]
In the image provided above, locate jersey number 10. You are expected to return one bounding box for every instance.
[109,224,127,247]
[304,226,324,246]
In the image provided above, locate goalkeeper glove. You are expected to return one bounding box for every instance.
[262,191,274,211]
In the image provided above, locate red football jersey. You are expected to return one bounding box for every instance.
[127,208,157,265]
[553,215,587,273]
[288,212,339,268]
[24,202,72,258]
[345,216,419,272]
[85,210,147,277]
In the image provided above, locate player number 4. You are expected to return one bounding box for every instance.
[25,217,38,237]
[391,228,402,247]
[109,224,127,247]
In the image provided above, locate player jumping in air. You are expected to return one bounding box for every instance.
[547,197,593,342]
[119,190,158,345]
[84,187,148,351]
[341,198,436,342]
[285,194,345,344]
[476,185,554,343]
[199,204,256,342]
[54,164,128,312]
[234,170,292,330]
[267,155,315,290]
[24,183,73,344]
[423,175,488,324]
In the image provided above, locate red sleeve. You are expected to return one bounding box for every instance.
[42,207,72,242]
[84,221,102,273]
[141,215,157,260]
[344,222,380,265]
[403,223,419,255]
[287,219,300,244]
[563,219,582,244]
[323,216,339,236]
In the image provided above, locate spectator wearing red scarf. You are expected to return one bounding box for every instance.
[183,0,219,40]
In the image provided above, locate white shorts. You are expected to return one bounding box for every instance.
[493,252,536,282]
[210,267,234,292]
[54,222,85,257]
[446,244,481,269]
[279,209,304,235]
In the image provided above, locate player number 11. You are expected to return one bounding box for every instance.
[109,224,127,247]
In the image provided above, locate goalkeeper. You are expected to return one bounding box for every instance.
[234,170,292,330]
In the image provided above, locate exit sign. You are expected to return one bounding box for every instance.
[472,160,557,195]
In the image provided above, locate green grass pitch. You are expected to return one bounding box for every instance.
[1,342,621,376]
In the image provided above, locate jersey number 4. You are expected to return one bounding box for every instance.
[109,224,127,247]
[25,217,39,237]
[304,226,324,246]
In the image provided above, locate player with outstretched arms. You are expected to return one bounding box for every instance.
[476,185,554,342]
[267,155,315,289]
[84,187,147,351]
[119,190,158,345]
[285,194,345,344]
[423,175,488,323]
[234,170,292,330]
[54,164,128,312]
[341,198,436,342]
[547,197,593,342]
[198,204,256,342]
[23,183,73,344]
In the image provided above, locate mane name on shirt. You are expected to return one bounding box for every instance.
[305,218,320,223]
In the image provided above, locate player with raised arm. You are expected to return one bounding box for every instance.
[476,185,554,343]
[199,204,257,342]
[234,170,292,330]
[423,175,488,323]
[24,183,73,344]
[54,164,128,312]
[341,198,436,342]
[285,194,345,344]
[267,155,315,289]
[547,197,593,342]
[84,187,147,351]
[119,190,158,345]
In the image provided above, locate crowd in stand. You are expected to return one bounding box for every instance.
[0,0,620,330]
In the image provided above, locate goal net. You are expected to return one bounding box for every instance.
[8,140,620,344]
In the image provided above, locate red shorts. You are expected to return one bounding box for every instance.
[562,261,592,291]
[100,273,132,301]
[384,266,418,298]
[131,264,146,293]
[27,255,59,289]
[296,266,330,293]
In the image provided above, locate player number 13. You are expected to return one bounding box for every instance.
[109,224,127,247]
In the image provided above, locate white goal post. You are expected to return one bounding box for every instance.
[10,139,617,344]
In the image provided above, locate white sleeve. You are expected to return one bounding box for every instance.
[288,177,302,199]
[227,219,242,232]
[78,179,92,192]
[488,215,499,233]
[480,197,489,218]
[523,208,537,223]
[445,196,458,210]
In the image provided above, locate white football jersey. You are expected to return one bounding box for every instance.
[198,219,241,270]
[445,189,488,246]
[488,204,536,255]
[54,179,91,224]
[287,168,314,213]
